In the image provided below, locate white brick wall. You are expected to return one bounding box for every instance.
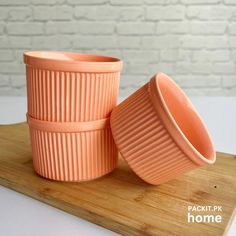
[0,0,235,97]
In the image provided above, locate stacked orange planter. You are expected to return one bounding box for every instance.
[24,51,122,181]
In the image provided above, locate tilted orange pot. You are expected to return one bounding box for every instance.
[110,73,216,185]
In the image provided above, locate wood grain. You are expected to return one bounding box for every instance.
[0,123,235,236]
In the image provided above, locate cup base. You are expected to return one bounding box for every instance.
[29,126,118,182]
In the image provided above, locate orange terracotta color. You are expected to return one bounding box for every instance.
[24,51,122,181]
[24,51,122,121]
[27,114,117,181]
[110,73,216,185]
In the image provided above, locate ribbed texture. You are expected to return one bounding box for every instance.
[111,83,197,185]
[26,64,120,181]
[26,66,120,122]
[29,126,117,181]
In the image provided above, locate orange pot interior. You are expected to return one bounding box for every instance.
[157,74,215,162]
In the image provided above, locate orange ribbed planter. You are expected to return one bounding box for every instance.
[24,51,122,181]
[110,73,216,185]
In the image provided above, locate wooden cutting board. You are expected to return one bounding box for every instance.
[0,123,235,236]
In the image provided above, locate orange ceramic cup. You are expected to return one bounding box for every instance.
[24,51,122,181]
[110,73,216,185]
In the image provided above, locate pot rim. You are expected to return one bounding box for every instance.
[24,51,122,73]
[149,73,216,166]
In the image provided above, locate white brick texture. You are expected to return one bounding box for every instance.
[0,0,235,96]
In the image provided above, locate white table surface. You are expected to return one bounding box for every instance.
[0,96,235,236]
